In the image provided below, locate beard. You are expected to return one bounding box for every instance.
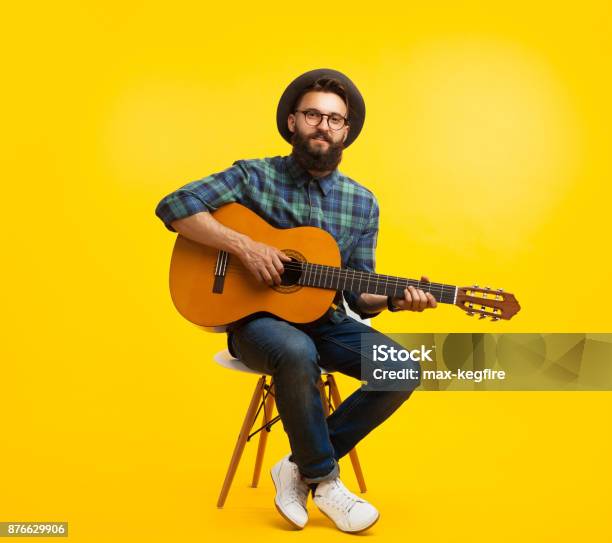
[291,129,344,173]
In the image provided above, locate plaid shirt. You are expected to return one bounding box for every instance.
[155,154,381,320]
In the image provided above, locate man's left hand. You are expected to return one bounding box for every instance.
[391,275,438,312]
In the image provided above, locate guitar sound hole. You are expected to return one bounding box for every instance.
[280,257,303,286]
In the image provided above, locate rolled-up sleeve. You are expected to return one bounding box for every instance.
[155,161,250,232]
[343,196,382,320]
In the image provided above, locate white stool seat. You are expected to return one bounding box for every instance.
[214,349,330,375]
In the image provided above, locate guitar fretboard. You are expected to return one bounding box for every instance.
[296,262,457,305]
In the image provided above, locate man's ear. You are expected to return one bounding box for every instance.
[342,127,349,143]
[287,113,296,134]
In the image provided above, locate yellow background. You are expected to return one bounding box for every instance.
[2,1,611,541]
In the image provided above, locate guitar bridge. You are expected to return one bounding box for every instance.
[213,250,230,294]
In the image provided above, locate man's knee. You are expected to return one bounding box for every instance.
[236,317,320,376]
[273,334,320,376]
[386,389,414,409]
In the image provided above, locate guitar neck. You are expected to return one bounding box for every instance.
[297,263,458,305]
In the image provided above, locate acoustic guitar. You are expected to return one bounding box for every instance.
[168,203,520,331]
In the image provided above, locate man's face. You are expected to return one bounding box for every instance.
[288,91,350,173]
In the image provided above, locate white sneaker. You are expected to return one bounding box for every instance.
[313,477,380,533]
[270,454,310,529]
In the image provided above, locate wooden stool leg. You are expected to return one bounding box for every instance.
[318,377,331,416]
[326,374,368,493]
[217,376,266,508]
[252,379,275,487]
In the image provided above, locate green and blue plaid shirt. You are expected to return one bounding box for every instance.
[155,153,381,320]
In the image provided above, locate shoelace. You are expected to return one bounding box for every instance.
[325,480,363,513]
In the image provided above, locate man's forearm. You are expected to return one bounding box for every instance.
[170,211,250,256]
[355,293,389,314]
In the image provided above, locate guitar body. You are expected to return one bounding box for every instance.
[169,203,340,331]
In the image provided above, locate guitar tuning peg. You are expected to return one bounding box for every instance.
[479,314,487,319]
[485,286,490,290]
[467,312,475,317]
[490,317,500,322]
[497,288,503,292]
[472,284,479,288]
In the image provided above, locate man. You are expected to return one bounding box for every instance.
[155,69,437,533]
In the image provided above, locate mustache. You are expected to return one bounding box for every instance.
[310,131,333,143]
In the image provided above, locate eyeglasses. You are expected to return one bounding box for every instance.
[295,109,349,131]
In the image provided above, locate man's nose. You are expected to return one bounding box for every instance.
[318,115,331,129]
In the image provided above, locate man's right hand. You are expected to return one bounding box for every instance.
[237,238,292,286]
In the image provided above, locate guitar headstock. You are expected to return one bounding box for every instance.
[455,286,521,321]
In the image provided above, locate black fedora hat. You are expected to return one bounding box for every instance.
[276,68,365,148]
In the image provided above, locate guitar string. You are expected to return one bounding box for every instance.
[211,251,504,314]
[213,266,502,309]
[220,261,460,293]
[216,255,503,299]
[221,260,456,287]
[217,265,461,302]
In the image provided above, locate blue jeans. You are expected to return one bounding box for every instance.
[227,310,420,484]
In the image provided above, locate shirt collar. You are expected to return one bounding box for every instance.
[285,153,338,196]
